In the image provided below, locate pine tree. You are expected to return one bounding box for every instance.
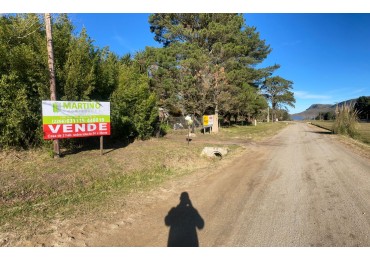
[261,76,295,122]
[147,13,274,119]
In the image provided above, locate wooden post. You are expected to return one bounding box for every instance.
[45,13,60,158]
[187,126,190,146]
[100,136,104,155]
[212,111,219,133]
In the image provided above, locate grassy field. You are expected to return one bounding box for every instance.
[310,121,370,144]
[0,122,289,240]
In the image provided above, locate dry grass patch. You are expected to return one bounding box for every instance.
[311,121,370,144]
[0,137,235,238]
[218,122,290,141]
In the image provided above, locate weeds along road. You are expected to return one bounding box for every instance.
[58,122,370,246]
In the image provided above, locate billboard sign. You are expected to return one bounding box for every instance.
[42,101,110,140]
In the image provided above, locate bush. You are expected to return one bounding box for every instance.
[332,103,359,138]
[0,73,43,148]
[110,64,158,141]
[159,123,171,136]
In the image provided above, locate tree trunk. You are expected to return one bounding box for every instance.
[213,105,219,133]
[45,13,60,158]
[191,112,195,133]
[271,99,276,123]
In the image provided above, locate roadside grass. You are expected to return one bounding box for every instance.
[218,122,290,141]
[309,121,334,132]
[171,121,290,143]
[0,139,208,233]
[0,122,288,240]
[310,121,370,144]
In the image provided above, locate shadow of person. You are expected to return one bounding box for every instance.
[165,192,205,247]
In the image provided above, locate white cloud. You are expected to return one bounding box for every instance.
[113,34,135,54]
[294,91,331,100]
[352,88,367,94]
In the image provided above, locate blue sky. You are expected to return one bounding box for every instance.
[247,14,370,114]
[69,13,370,114]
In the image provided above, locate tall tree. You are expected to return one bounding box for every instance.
[62,27,97,101]
[110,57,158,140]
[0,14,48,148]
[45,13,60,157]
[92,47,119,101]
[144,46,181,114]
[354,96,370,121]
[147,13,273,120]
[261,76,295,122]
[236,84,268,122]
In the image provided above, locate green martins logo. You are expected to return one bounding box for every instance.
[52,103,60,113]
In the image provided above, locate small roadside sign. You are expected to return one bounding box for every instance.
[203,115,214,127]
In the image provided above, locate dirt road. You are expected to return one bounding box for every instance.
[41,122,370,246]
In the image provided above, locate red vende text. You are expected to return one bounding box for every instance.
[43,123,111,139]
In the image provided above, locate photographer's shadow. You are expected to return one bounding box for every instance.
[164,192,205,247]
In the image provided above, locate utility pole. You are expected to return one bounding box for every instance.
[45,13,60,158]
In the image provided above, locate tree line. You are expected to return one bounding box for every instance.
[0,13,295,149]
[314,96,370,121]
[355,96,370,121]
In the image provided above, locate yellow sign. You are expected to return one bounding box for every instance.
[203,115,209,126]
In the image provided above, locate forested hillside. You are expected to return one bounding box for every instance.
[291,97,370,121]
[0,13,295,149]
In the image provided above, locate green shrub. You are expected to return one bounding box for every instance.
[110,64,158,141]
[333,103,359,138]
[160,123,171,136]
[0,73,43,148]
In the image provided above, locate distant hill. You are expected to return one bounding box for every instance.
[291,98,359,120]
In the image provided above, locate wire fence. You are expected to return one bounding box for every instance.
[165,116,203,130]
